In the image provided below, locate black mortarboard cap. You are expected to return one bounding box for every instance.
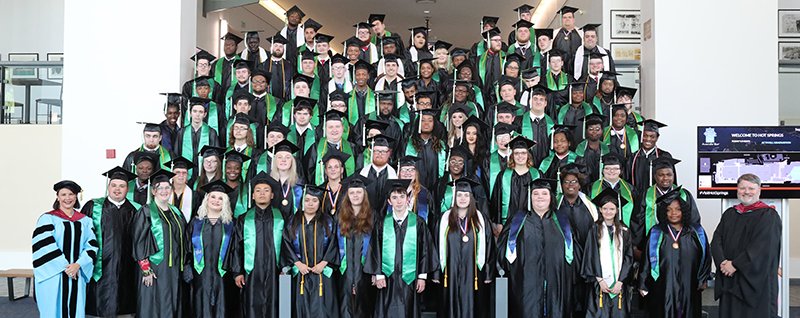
[602,152,625,167]
[386,179,412,193]
[251,68,271,81]
[482,16,500,26]
[408,26,429,36]
[512,19,535,29]
[234,59,255,71]
[148,169,175,185]
[652,157,681,172]
[189,97,211,107]
[569,81,588,90]
[300,50,320,61]
[494,122,516,136]
[344,174,372,189]
[134,151,158,166]
[233,113,253,126]
[270,140,300,154]
[600,70,622,81]
[250,171,281,193]
[167,157,196,170]
[376,90,398,102]
[583,113,605,126]
[292,96,317,112]
[481,27,502,39]
[269,33,289,45]
[559,162,585,176]
[267,122,290,136]
[448,177,481,192]
[199,145,226,158]
[616,86,638,98]
[233,91,255,104]
[535,28,554,39]
[497,76,519,88]
[365,119,390,132]
[304,18,323,31]
[368,13,386,23]
[398,155,420,167]
[330,53,348,65]
[322,148,352,164]
[433,40,453,51]
[354,59,374,72]
[529,177,558,191]
[656,186,685,207]
[496,101,518,114]
[353,22,372,30]
[224,150,251,163]
[344,36,365,48]
[580,23,602,31]
[448,145,472,160]
[54,180,82,193]
[585,51,607,59]
[506,52,526,63]
[368,134,396,148]
[286,5,305,18]
[514,4,535,13]
[591,187,628,208]
[639,119,667,134]
[102,167,137,182]
[160,92,182,106]
[190,49,216,63]
[464,115,489,130]
[521,67,541,79]
[509,135,536,149]
[221,32,244,44]
[201,180,235,194]
[451,47,469,57]
[530,84,552,96]
[315,33,334,43]
[449,103,471,116]
[558,5,579,14]
[329,90,350,102]
[293,73,315,86]
[303,184,326,199]
[139,122,161,133]
[322,109,346,122]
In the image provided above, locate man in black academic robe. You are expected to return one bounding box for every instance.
[711,175,782,318]
[82,167,141,317]
[281,5,305,66]
[264,34,295,101]
[365,180,439,318]
[628,119,672,195]
[212,32,243,99]
[404,109,447,191]
[358,136,398,214]
[552,6,583,75]
[225,172,285,318]
[123,123,173,173]
[174,98,221,169]
[159,94,181,154]
[128,152,157,206]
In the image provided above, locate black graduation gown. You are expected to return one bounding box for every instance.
[264,58,295,101]
[498,210,574,317]
[412,138,444,191]
[364,214,439,318]
[582,143,604,183]
[188,217,235,318]
[560,104,589,141]
[710,206,781,318]
[639,223,711,318]
[627,148,673,196]
[607,129,636,159]
[320,182,343,216]
[335,228,376,318]
[630,187,702,251]
[526,116,552,165]
[131,179,149,206]
[556,197,595,315]
[364,166,391,214]
[480,52,503,93]
[285,27,300,62]
[174,125,221,167]
[434,215,497,318]
[82,199,139,316]
[581,223,633,318]
[490,169,531,225]
[305,140,364,185]
[160,121,179,154]
[282,213,340,318]
[575,47,617,81]
[132,204,192,318]
[553,28,582,74]
[225,206,284,318]
[211,56,238,95]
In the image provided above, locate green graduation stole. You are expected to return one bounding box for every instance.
[125,180,136,202]
[347,88,376,124]
[398,103,411,126]
[214,57,240,116]
[439,174,456,213]
[590,179,635,226]
[476,41,486,59]
[602,126,640,155]
[488,151,505,194]
[314,139,356,185]
[643,185,686,236]
[520,113,554,141]
[538,151,578,176]
[370,31,392,47]
[186,100,221,134]
[472,85,484,108]
[382,212,418,285]
[545,72,568,91]
[243,206,284,274]
[604,227,619,298]
[500,168,541,224]
[191,220,232,276]
[575,140,610,157]
[478,50,506,86]
[255,152,270,175]
[281,99,321,127]
[310,77,321,104]
[405,139,447,178]
[556,102,594,124]
[91,198,140,281]
[262,94,279,123]
[147,201,184,266]
[287,125,317,156]
[180,124,210,177]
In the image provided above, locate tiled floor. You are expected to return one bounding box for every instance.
[2,277,800,317]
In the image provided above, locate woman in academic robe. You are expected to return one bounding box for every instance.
[282,185,340,318]
[602,104,639,160]
[445,104,469,148]
[433,178,496,318]
[538,125,584,184]
[462,116,490,198]
[168,157,196,221]
[132,170,192,318]
[405,26,433,75]
[398,156,435,228]
[270,140,305,219]
[497,178,576,317]
[639,187,711,318]
[222,150,253,218]
[193,145,226,193]
[581,188,634,318]
[320,150,350,216]
[335,175,377,318]
[188,181,237,318]
[489,136,541,234]
[33,180,98,318]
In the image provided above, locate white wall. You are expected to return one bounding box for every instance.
[196,4,285,59]
[1,0,64,57]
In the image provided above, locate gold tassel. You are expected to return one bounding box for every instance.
[599,293,603,308]
[444,268,448,288]
[618,294,622,309]
[300,275,305,295]
[319,273,323,297]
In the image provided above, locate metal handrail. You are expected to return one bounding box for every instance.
[0,61,63,67]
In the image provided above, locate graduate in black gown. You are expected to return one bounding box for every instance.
[283,185,340,318]
[497,178,576,317]
[575,114,609,183]
[358,135,398,214]
[582,188,634,318]
[555,163,599,316]
[225,172,285,318]
[319,149,349,215]
[404,108,448,192]
[188,181,237,318]
[603,104,639,160]
[490,136,541,230]
[82,167,140,317]
[364,179,439,318]
[639,187,711,318]
[335,175,377,318]
[127,151,157,211]
[627,119,672,196]
[433,178,496,318]
[710,174,781,318]
[132,170,192,318]
[553,6,583,74]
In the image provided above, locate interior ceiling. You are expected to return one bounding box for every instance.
[231,0,601,52]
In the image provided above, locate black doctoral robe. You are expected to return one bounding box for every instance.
[497,209,575,317]
[710,205,781,318]
[335,227,376,318]
[282,213,340,318]
[82,198,139,316]
[132,203,192,318]
[433,212,497,318]
[581,223,633,318]
[225,206,285,318]
[188,217,236,318]
[364,213,439,318]
[640,223,711,318]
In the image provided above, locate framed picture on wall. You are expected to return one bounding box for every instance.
[47,53,64,79]
[779,10,800,37]
[610,42,641,61]
[779,42,800,61]
[611,10,641,39]
[8,53,39,79]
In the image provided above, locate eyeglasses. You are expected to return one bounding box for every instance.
[155,185,172,191]
[373,149,390,154]
[233,127,249,132]
[400,167,416,173]
[252,79,267,84]
[417,101,432,106]
[449,160,465,165]
[562,180,579,185]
